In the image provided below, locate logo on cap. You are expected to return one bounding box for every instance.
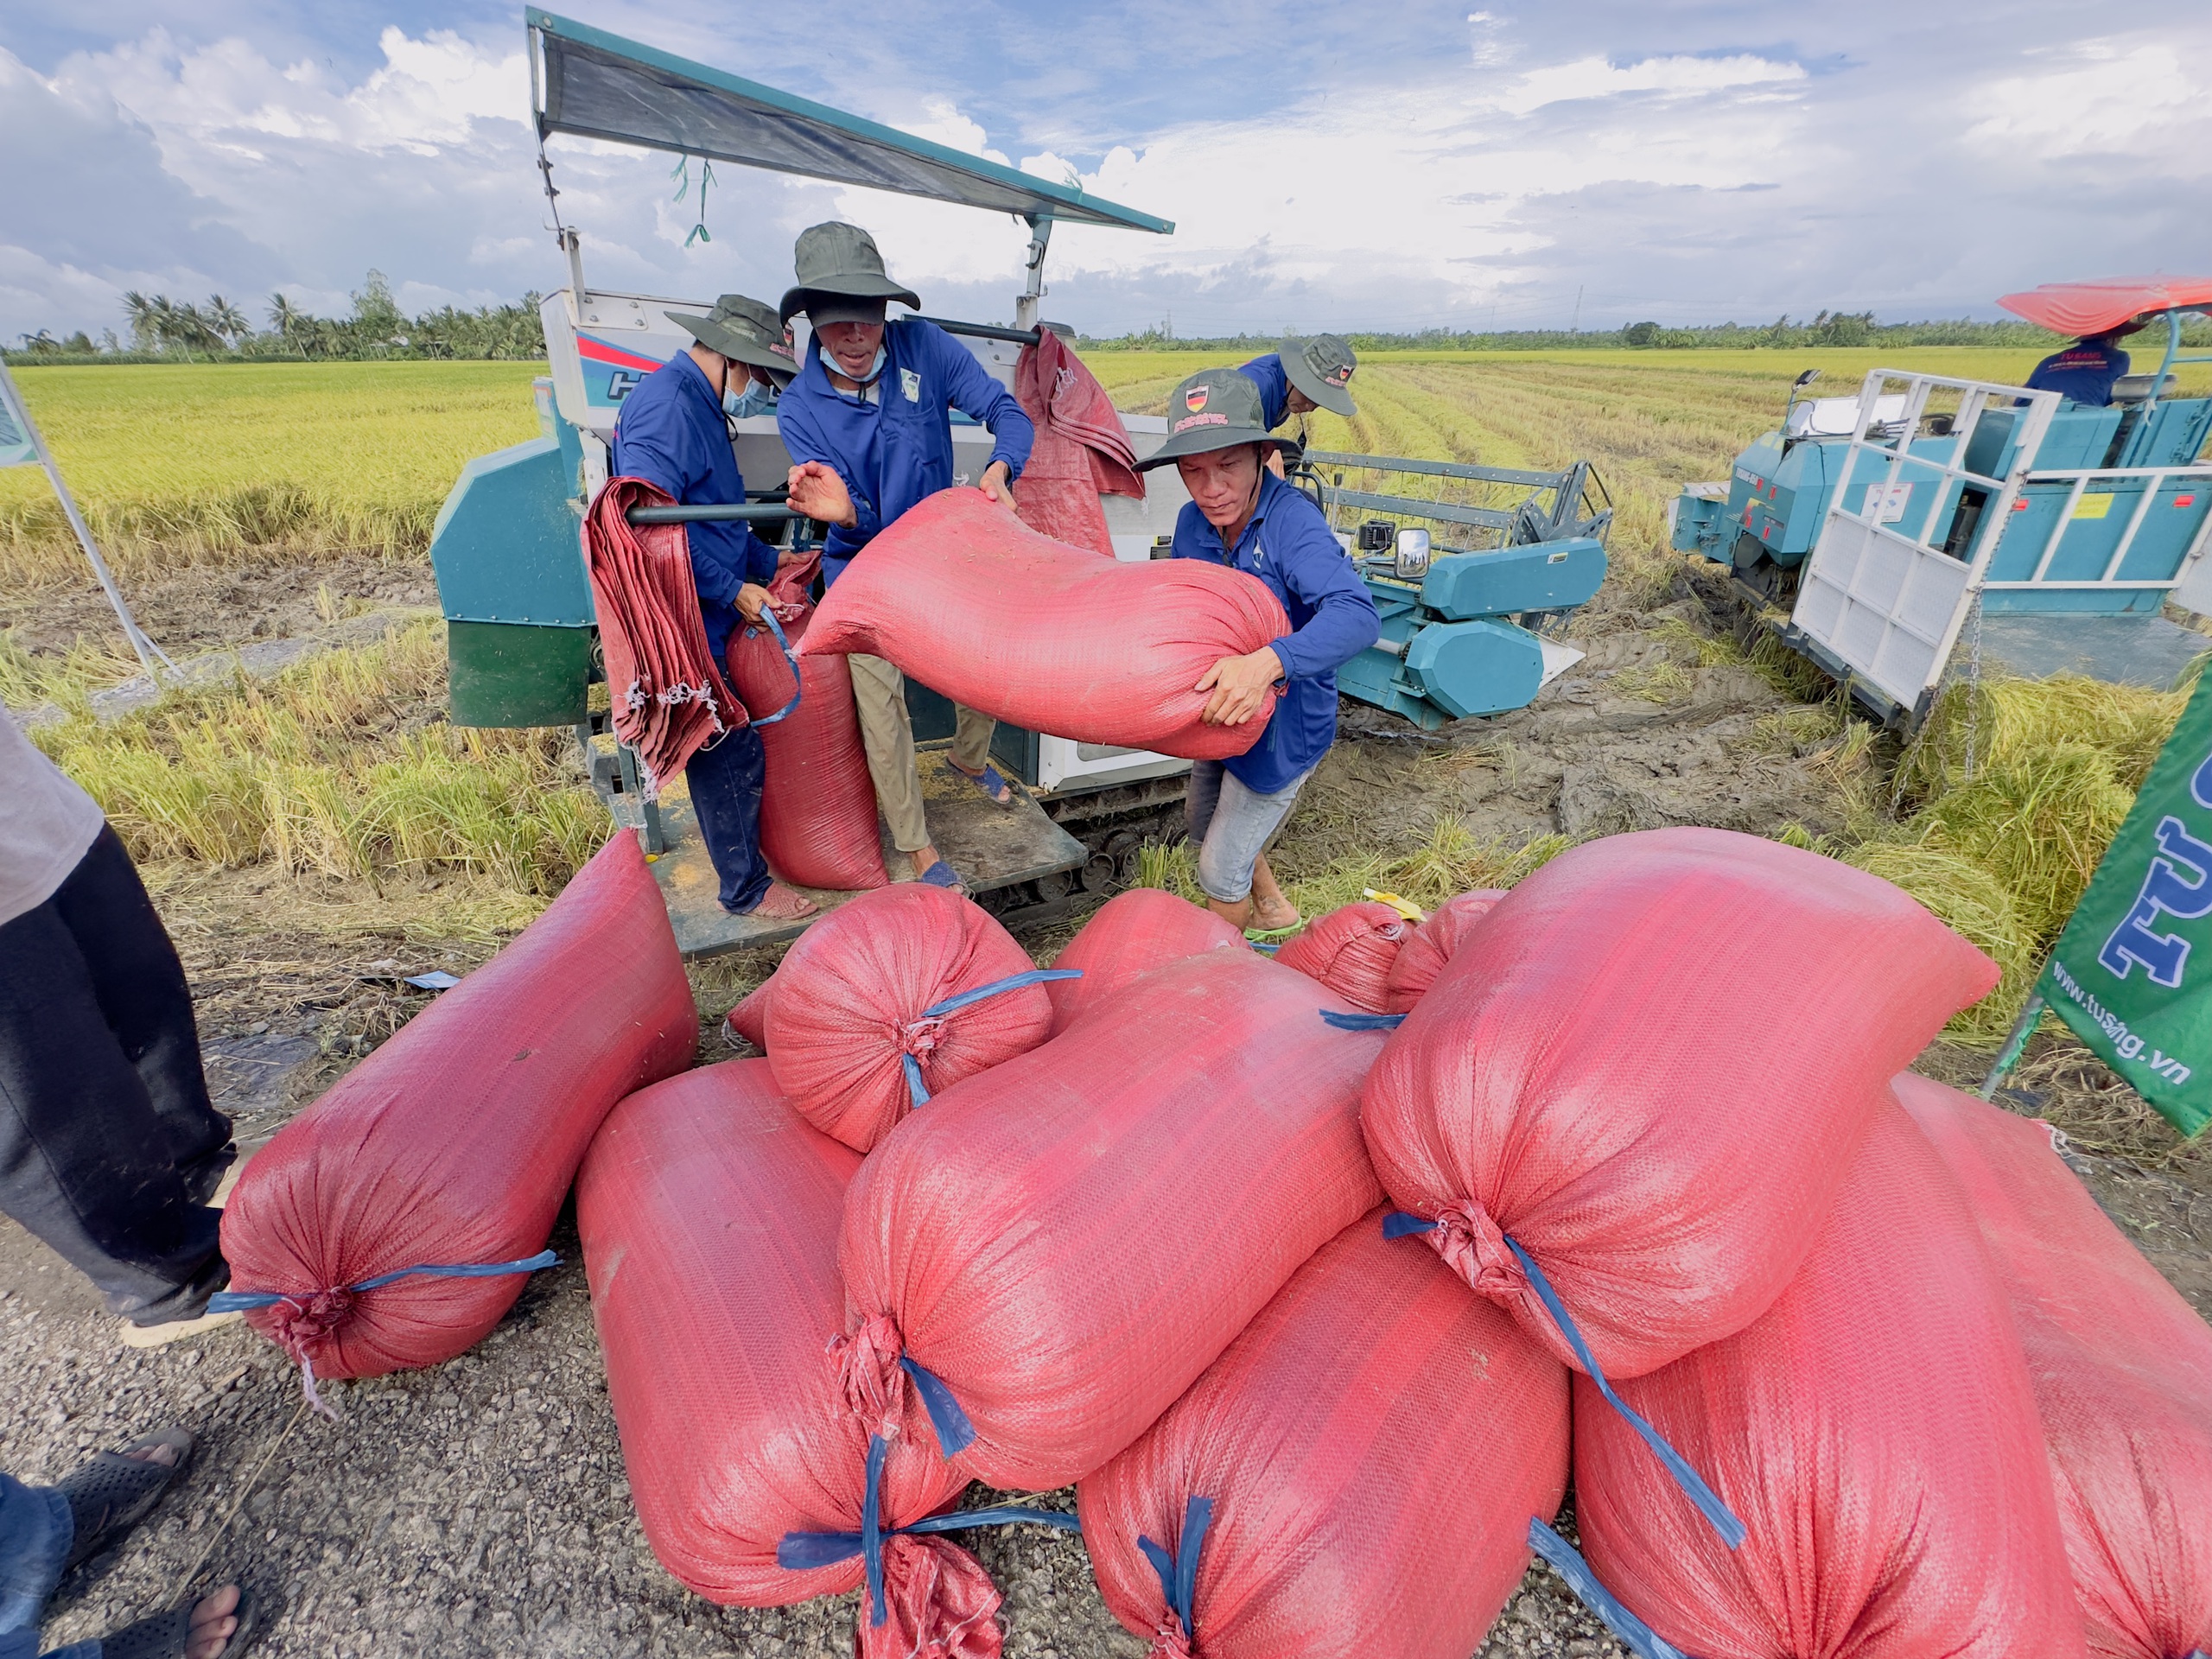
[772,328,796,361]
[1184,385,1210,413]
[1328,365,1352,385]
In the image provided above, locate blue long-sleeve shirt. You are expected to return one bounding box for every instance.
[1173,470,1379,793]
[774,317,1035,584]
[609,350,779,661]
[1238,353,1294,431]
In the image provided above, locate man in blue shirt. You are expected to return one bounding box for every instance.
[1135,367,1379,933]
[2026,327,2136,406]
[779,222,1037,893]
[1240,334,1358,461]
[610,293,815,920]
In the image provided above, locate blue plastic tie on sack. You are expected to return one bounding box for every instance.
[899,969,1082,1109]
[748,608,802,728]
[1319,1009,1405,1031]
[920,969,1080,1020]
[1136,1494,1213,1644]
[779,1430,1080,1629]
[208,1249,561,1314]
[1527,1517,1690,1659]
[899,1355,976,1458]
[1381,1214,1745,1548]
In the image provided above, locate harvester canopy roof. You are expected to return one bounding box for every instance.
[528,10,1173,236]
[1998,276,2212,338]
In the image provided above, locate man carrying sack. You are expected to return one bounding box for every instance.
[608,293,816,920]
[777,222,1036,895]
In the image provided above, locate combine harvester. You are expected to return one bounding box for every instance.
[428,11,1608,953]
[1672,276,2212,725]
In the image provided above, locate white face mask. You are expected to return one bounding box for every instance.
[826,344,887,388]
[723,376,774,420]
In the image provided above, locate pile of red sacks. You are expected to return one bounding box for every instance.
[219,822,2212,1659]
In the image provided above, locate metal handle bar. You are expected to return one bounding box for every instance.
[626,504,804,524]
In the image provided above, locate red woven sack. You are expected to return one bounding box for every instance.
[839,949,1386,1491]
[584,477,744,793]
[579,1058,1030,1659]
[218,835,694,1382]
[803,488,1291,761]
[1897,1073,2212,1659]
[1046,889,1247,1037]
[1080,1208,1569,1659]
[766,883,1058,1154]
[725,979,773,1050]
[1382,889,1505,1014]
[1568,1102,2087,1659]
[1275,902,1410,1014]
[727,558,888,893]
[1361,826,1998,1382]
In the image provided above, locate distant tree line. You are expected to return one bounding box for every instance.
[8,271,545,363]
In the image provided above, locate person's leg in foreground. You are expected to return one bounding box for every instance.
[1189,760,1311,933]
[846,653,964,889]
[0,828,234,1334]
[945,704,1012,806]
[0,1427,251,1658]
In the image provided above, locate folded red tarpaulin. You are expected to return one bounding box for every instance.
[1011,330,1143,559]
[583,476,744,796]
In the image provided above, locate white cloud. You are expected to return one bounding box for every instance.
[1489,53,1805,117]
[1966,41,2208,164]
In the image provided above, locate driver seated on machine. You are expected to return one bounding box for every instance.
[1239,334,1359,478]
[2026,324,2142,407]
[1135,368,1379,935]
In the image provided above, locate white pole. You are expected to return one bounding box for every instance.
[0,359,173,676]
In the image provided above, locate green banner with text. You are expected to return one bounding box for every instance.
[2035,668,2212,1137]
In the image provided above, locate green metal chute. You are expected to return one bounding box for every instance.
[528,10,1173,235]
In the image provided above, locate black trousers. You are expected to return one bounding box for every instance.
[684,722,772,912]
[0,827,232,1323]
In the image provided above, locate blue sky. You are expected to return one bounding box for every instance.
[3,2,2208,342]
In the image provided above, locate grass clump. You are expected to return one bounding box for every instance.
[32,620,608,894]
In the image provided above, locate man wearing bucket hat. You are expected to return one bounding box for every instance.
[1242,334,1357,429]
[778,221,1037,895]
[1135,368,1378,934]
[609,292,815,922]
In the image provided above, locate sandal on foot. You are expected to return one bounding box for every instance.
[59,1427,196,1571]
[102,1587,262,1659]
[949,760,1014,806]
[918,860,969,896]
[737,882,818,921]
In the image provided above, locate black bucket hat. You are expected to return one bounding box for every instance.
[665,294,799,384]
[779,222,921,323]
[1281,334,1358,417]
[1134,368,1291,472]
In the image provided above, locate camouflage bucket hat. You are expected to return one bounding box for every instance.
[778,221,921,322]
[665,294,799,382]
[1281,333,1358,417]
[1134,368,1290,471]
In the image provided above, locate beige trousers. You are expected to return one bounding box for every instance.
[846,653,995,855]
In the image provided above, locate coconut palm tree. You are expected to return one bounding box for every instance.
[207,295,251,350]
[122,290,160,351]
[268,292,302,353]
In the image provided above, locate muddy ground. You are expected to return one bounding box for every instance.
[2,551,2206,1657]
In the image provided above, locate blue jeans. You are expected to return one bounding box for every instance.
[683,724,772,912]
[1185,760,1316,904]
[0,1471,94,1659]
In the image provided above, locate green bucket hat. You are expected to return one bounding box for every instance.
[778,222,921,323]
[665,294,799,383]
[1281,333,1358,417]
[1134,368,1290,472]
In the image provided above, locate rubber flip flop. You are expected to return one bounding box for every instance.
[918,860,969,896]
[950,761,1014,807]
[58,1427,197,1571]
[101,1586,263,1659]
